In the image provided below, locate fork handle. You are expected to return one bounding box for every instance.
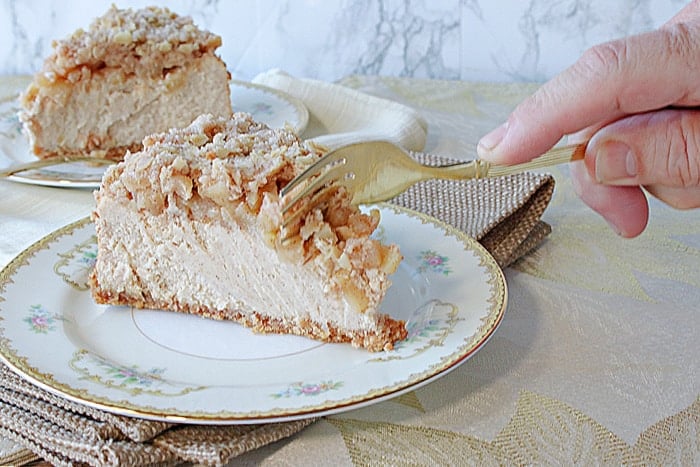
[0,155,113,178]
[483,143,586,177]
[426,143,586,180]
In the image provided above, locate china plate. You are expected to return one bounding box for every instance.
[0,79,309,188]
[0,205,506,424]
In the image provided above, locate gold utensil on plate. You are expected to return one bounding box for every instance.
[0,156,114,179]
[280,140,585,233]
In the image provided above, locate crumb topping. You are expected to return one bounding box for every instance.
[40,5,221,82]
[97,113,402,313]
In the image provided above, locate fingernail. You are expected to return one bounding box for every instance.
[605,218,624,236]
[595,141,637,182]
[477,123,508,159]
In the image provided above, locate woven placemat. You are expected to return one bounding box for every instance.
[0,159,555,466]
[392,152,555,268]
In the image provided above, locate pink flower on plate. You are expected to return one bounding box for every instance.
[417,250,452,276]
[32,316,48,326]
[271,380,343,399]
[301,384,322,394]
[24,304,62,334]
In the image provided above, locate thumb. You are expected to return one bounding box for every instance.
[587,108,700,209]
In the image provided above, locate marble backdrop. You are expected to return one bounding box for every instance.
[0,0,689,82]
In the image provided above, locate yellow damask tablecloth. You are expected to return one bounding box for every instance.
[0,74,698,465]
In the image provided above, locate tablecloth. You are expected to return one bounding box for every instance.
[0,74,698,465]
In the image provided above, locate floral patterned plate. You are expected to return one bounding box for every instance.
[0,204,506,424]
[0,79,308,188]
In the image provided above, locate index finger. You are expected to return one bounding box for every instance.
[477,21,700,164]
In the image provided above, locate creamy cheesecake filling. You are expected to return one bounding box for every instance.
[20,55,231,159]
[93,199,382,333]
[90,114,406,351]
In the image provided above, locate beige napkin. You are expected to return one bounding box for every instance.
[0,365,315,466]
[252,69,428,151]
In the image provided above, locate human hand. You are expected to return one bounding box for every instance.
[476,1,700,237]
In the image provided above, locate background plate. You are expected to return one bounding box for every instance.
[0,79,309,188]
[0,204,506,423]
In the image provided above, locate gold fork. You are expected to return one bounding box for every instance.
[280,140,585,231]
[0,155,114,178]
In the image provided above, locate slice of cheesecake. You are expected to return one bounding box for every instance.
[89,113,406,352]
[19,5,232,160]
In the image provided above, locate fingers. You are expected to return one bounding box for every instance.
[644,185,700,209]
[570,161,649,238]
[477,22,700,165]
[585,109,700,209]
[475,2,700,237]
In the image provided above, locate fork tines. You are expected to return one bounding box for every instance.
[280,148,350,204]
[278,153,355,240]
[280,150,353,214]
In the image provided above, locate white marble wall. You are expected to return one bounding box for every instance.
[0,0,688,82]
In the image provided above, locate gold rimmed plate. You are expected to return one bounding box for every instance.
[0,79,309,188]
[0,204,506,423]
